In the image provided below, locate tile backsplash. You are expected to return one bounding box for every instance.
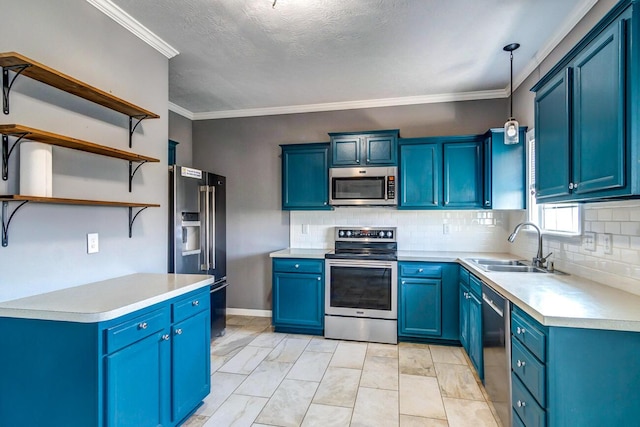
[290,208,512,252]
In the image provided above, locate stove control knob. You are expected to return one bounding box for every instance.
[379,231,385,237]
[386,231,393,238]
[338,230,344,237]
[346,231,352,237]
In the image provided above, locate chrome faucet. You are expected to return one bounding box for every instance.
[508,222,552,268]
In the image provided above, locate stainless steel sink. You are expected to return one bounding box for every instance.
[467,258,528,266]
[466,258,548,273]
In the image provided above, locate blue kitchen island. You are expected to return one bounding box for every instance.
[0,273,213,427]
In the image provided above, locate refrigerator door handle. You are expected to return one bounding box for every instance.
[200,185,210,271]
[210,185,216,271]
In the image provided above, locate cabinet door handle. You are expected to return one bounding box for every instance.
[517,359,526,368]
[356,159,360,163]
[138,322,148,330]
[317,277,321,281]
[485,200,490,206]
[517,400,526,408]
[161,334,170,341]
[516,326,526,335]
[294,264,299,269]
[418,268,423,273]
[175,328,183,335]
[192,300,199,306]
[402,280,406,284]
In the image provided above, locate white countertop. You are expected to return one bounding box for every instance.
[0,273,214,323]
[274,248,640,332]
[270,248,330,259]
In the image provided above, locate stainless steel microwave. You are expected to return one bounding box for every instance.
[329,166,397,206]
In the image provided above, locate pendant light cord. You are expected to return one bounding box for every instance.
[509,50,513,118]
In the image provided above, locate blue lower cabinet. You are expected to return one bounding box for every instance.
[0,288,211,427]
[512,375,546,427]
[467,291,483,378]
[398,262,459,343]
[459,283,470,350]
[272,258,324,335]
[459,269,482,379]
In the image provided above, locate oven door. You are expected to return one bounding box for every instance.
[325,259,398,320]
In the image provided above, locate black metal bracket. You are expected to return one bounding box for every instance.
[129,114,151,148]
[128,206,149,238]
[2,132,28,181]
[128,160,148,192]
[3,64,31,115]
[1,200,29,247]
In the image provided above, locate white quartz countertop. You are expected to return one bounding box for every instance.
[0,273,214,323]
[270,248,329,259]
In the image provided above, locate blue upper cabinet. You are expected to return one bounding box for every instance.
[281,143,331,210]
[443,139,483,209]
[399,141,440,208]
[532,2,639,203]
[483,128,526,209]
[329,130,398,167]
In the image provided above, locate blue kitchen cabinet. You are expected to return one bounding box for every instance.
[483,127,527,209]
[459,268,483,379]
[532,2,639,203]
[443,139,483,208]
[272,258,324,335]
[398,141,440,208]
[458,269,470,350]
[398,262,460,343]
[329,130,398,167]
[281,143,331,210]
[510,305,640,426]
[0,288,211,427]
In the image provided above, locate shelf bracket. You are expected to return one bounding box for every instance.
[2,132,28,181]
[3,64,31,115]
[128,160,148,192]
[128,206,149,238]
[128,114,151,148]
[2,200,29,247]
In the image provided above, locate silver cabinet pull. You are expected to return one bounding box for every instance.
[294,264,299,269]
[516,327,526,335]
[192,300,199,307]
[138,322,148,330]
[517,360,526,368]
[175,328,183,335]
[317,277,321,281]
[418,268,423,273]
[517,400,526,408]
[161,334,170,341]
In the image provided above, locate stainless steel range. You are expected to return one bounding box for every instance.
[324,227,398,344]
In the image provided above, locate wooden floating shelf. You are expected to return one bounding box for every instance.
[0,195,160,208]
[0,124,159,163]
[0,52,159,119]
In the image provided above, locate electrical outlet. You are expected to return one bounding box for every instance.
[583,232,596,251]
[602,233,613,255]
[87,233,99,254]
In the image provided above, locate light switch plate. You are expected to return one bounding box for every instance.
[602,233,613,255]
[87,233,99,254]
[583,232,596,251]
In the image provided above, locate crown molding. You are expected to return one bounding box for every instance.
[87,0,179,59]
[187,89,507,120]
[168,102,195,120]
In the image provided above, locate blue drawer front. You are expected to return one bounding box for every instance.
[469,274,482,297]
[512,309,546,362]
[173,289,210,323]
[273,258,323,274]
[512,374,546,427]
[399,263,442,278]
[105,307,170,354]
[459,267,470,285]
[511,337,546,406]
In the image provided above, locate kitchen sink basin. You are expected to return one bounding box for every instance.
[466,258,548,273]
[467,258,528,266]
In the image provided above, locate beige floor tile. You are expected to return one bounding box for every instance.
[212,330,261,356]
[182,415,209,427]
[429,345,467,365]
[306,337,339,353]
[301,403,353,427]
[367,343,399,358]
[255,379,318,427]
[399,346,435,377]
[442,397,499,427]
[313,367,361,407]
[330,341,368,369]
[203,394,268,427]
[400,415,449,427]
[286,351,332,382]
[196,372,247,416]
[248,332,287,348]
[434,363,484,400]
[399,374,446,419]
[360,355,399,390]
[265,337,310,363]
[218,346,272,375]
[227,315,255,326]
[351,387,399,427]
[234,361,293,397]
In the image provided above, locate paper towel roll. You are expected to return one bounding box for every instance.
[20,141,53,197]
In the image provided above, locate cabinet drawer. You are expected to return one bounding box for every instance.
[512,375,546,427]
[512,309,546,362]
[469,274,483,297]
[273,258,323,274]
[511,338,546,406]
[399,263,442,278]
[459,267,470,286]
[173,289,210,323]
[106,307,170,354]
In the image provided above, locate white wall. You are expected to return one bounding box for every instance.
[0,0,169,301]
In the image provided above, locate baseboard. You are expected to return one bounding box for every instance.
[226,308,272,318]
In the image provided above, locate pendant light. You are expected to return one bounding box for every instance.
[503,43,520,145]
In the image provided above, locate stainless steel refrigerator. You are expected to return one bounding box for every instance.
[169,165,227,337]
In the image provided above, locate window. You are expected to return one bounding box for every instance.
[526,129,581,235]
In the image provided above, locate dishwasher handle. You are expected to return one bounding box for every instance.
[482,292,504,318]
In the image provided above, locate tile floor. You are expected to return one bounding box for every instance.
[183,316,502,427]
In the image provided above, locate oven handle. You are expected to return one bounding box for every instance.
[326,259,397,268]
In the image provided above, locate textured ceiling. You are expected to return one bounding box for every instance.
[110,0,594,118]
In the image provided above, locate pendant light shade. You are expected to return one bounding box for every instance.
[503,43,520,145]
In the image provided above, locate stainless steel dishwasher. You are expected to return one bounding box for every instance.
[482,282,511,427]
